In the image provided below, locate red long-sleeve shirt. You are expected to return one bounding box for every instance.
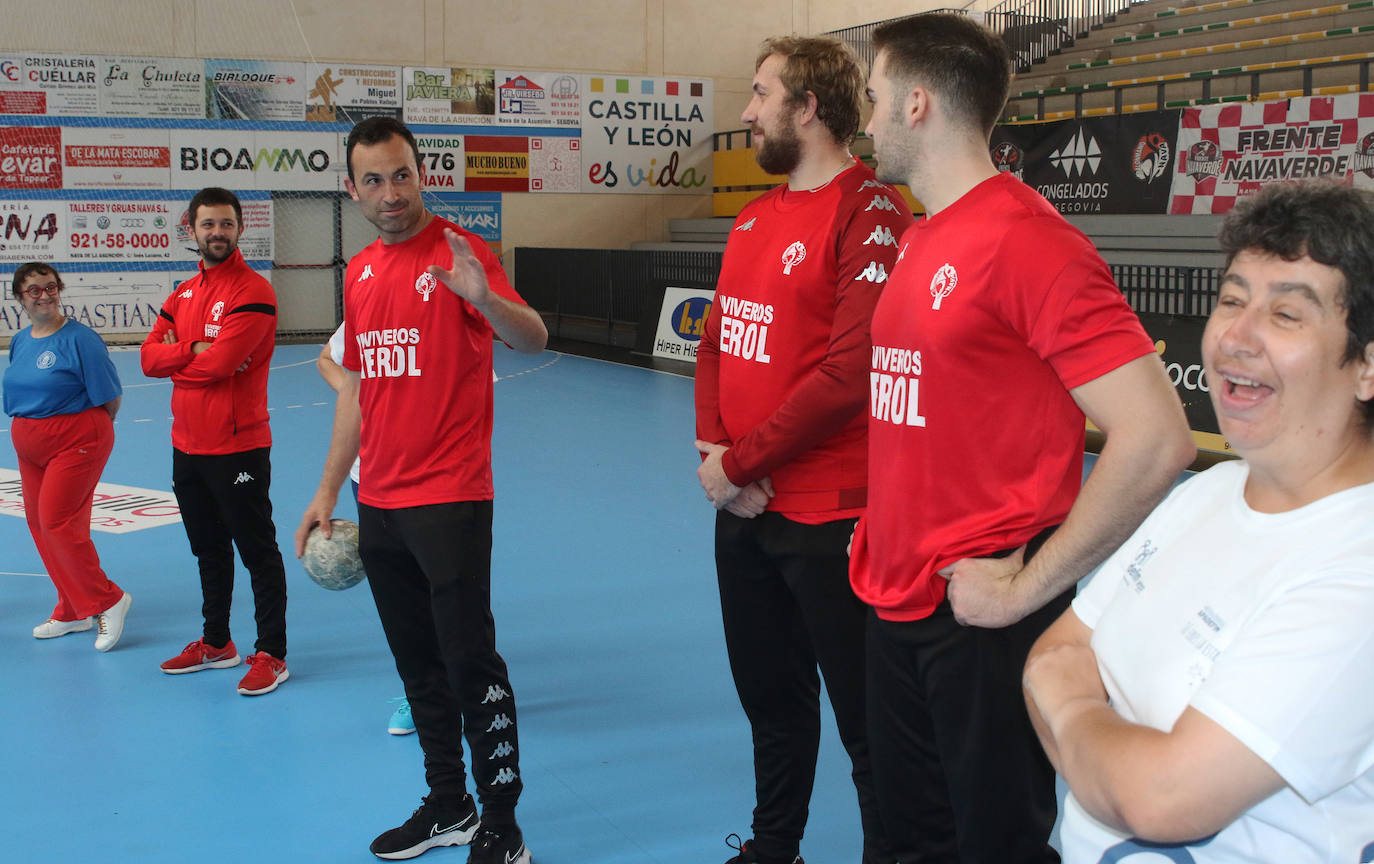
[140,248,277,455]
[695,162,914,522]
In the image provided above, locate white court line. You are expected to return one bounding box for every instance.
[496,353,561,382]
[553,349,693,379]
[0,570,46,578]
[120,355,321,389]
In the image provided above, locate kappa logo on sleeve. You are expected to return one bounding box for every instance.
[359,264,375,281]
[864,225,898,248]
[864,195,899,213]
[735,216,756,231]
[855,261,888,284]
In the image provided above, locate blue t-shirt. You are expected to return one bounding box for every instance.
[3,319,122,418]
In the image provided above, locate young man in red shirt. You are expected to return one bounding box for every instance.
[141,186,290,697]
[695,36,913,864]
[297,117,546,864]
[853,14,1194,862]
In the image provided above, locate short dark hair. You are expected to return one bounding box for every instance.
[756,35,864,146]
[1218,180,1374,420]
[872,12,1013,138]
[346,116,422,181]
[12,262,61,301]
[187,187,243,227]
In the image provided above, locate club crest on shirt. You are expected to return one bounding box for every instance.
[414,272,437,302]
[930,264,957,310]
[781,241,806,275]
[211,301,225,322]
[36,350,56,370]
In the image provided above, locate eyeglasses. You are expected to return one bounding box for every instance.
[21,282,60,298]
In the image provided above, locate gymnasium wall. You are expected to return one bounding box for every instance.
[0,0,960,255]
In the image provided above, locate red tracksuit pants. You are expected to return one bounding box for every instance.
[10,406,123,620]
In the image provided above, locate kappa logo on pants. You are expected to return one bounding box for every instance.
[486,713,513,732]
[480,684,510,704]
[489,741,514,759]
[233,472,254,485]
[492,767,518,785]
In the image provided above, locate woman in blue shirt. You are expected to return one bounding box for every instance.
[4,263,131,651]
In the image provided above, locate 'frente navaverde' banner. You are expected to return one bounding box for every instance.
[1170,94,1374,214]
[990,111,1180,214]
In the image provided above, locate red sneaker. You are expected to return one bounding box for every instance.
[237,652,289,696]
[160,639,240,674]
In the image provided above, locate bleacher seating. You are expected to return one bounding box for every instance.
[1003,0,1374,121]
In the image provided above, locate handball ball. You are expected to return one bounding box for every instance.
[303,519,365,590]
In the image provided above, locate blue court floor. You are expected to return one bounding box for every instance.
[0,344,891,864]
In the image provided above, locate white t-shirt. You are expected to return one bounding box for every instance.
[1062,460,1374,864]
[327,323,363,485]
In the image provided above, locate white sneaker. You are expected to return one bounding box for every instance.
[33,617,92,639]
[94,593,132,652]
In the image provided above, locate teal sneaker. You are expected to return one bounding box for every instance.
[387,697,416,736]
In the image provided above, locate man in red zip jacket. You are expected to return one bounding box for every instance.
[140,186,289,697]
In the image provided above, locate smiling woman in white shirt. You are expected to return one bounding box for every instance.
[1023,180,1374,864]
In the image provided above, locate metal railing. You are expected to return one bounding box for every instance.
[1013,54,1374,121]
[513,247,1217,351]
[827,1,1149,74]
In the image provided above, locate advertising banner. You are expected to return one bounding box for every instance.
[0,53,99,116]
[0,198,62,259]
[495,70,581,127]
[1170,94,1374,214]
[205,59,306,122]
[97,56,204,118]
[990,111,1180,214]
[1137,312,1228,453]
[173,198,274,260]
[66,199,180,262]
[306,63,402,122]
[63,127,171,189]
[580,74,713,194]
[403,67,496,126]
[0,125,62,189]
[170,129,342,191]
[415,132,466,191]
[0,271,171,338]
[0,196,273,264]
[429,193,502,249]
[652,285,714,362]
[528,136,581,192]
[464,135,528,192]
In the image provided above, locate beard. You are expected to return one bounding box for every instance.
[197,235,238,265]
[754,110,803,176]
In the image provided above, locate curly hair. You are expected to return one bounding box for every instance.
[756,35,865,146]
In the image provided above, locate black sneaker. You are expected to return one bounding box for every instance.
[370,793,479,860]
[724,833,804,864]
[467,824,531,864]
